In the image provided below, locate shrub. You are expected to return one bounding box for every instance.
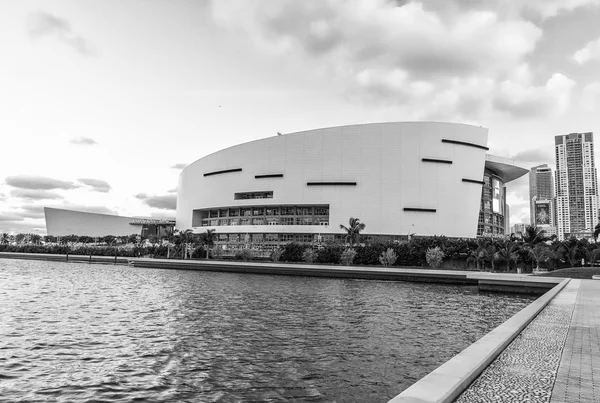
[270,248,284,262]
[340,248,357,265]
[426,246,445,268]
[354,243,387,265]
[234,249,254,261]
[379,248,398,266]
[280,243,308,262]
[316,244,344,264]
[303,248,317,263]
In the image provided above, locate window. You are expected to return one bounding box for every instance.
[281,207,295,216]
[234,191,273,200]
[315,207,329,216]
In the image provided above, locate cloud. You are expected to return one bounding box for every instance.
[509,148,554,165]
[171,163,188,169]
[419,0,600,19]
[492,73,576,118]
[0,213,25,222]
[70,136,97,145]
[149,211,176,219]
[10,189,64,200]
[581,81,600,111]
[167,188,178,193]
[28,12,95,55]
[18,205,46,219]
[574,37,600,64]
[5,175,79,190]
[77,178,111,193]
[135,193,177,210]
[210,1,588,121]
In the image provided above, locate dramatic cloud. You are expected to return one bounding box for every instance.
[5,175,79,190]
[135,193,177,210]
[70,136,97,145]
[210,0,590,121]
[171,163,188,169]
[28,12,95,55]
[78,178,111,193]
[10,189,64,200]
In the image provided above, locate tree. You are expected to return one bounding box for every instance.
[522,225,549,247]
[30,234,42,245]
[339,217,366,246]
[470,238,495,271]
[199,229,216,259]
[594,222,600,243]
[493,241,520,272]
[528,243,550,271]
[0,233,9,245]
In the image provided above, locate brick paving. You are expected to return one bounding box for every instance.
[550,280,600,403]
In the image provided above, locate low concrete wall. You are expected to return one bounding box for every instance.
[387,278,571,403]
[130,258,476,285]
[0,252,129,265]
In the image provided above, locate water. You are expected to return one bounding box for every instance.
[0,259,535,403]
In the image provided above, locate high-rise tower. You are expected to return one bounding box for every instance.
[529,164,554,225]
[555,132,599,240]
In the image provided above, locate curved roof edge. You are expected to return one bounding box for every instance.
[485,154,529,183]
[183,121,489,173]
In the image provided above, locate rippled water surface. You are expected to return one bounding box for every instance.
[0,259,535,402]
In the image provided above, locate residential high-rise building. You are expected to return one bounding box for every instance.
[529,164,554,225]
[555,132,599,240]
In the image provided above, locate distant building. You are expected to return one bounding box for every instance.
[555,132,599,240]
[44,208,175,237]
[511,223,528,238]
[529,164,554,226]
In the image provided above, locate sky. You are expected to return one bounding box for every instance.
[1,0,600,234]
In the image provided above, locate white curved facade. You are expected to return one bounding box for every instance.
[177,122,494,239]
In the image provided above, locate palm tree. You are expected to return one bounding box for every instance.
[493,241,520,272]
[469,239,495,271]
[199,229,216,259]
[529,243,550,271]
[339,217,366,246]
[522,225,548,247]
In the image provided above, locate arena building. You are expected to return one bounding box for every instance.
[176,122,528,254]
[44,207,175,238]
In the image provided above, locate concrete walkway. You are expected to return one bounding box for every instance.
[550,280,600,403]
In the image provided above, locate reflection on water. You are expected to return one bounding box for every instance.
[0,259,534,402]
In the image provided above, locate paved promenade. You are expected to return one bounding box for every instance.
[454,279,600,403]
[550,280,600,402]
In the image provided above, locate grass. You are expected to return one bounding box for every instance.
[537,267,600,279]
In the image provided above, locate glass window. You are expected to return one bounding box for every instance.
[253,208,265,216]
[280,217,294,225]
[281,207,295,216]
[240,218,250,225]
[280,234,294,242]
[315,207,329,216]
